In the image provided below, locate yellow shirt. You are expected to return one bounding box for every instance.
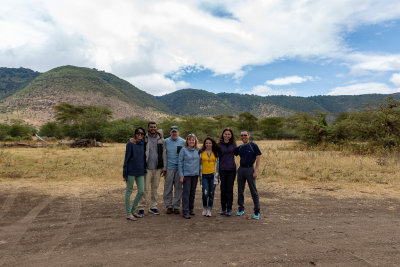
[201,151,216,174]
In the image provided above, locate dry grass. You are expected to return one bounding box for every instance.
[1,140,399,199]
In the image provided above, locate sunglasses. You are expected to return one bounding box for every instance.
[136,132,145,135]
[240,134,248,137]
[187,133,196,137]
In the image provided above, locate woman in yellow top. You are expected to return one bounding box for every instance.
[199,137,220,217]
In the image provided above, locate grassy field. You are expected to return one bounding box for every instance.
[1,140,399,199]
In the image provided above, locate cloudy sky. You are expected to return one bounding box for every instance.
[1,0,400,96]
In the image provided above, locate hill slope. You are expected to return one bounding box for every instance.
[0,66,170,125]
[0,67,40,100]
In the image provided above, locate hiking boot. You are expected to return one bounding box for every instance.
[236,210,245,216]
[149,208,160,215]
[173,209,180,215]
[252,212,260,220]
[166,208,173,214]
[138,209,145,217]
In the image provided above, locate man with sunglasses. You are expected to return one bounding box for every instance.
[234,130,262,220]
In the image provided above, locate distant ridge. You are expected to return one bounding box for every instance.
[157,89,400,117]
[1,65,399,125]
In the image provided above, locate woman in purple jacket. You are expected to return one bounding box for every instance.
[218,128,237,216]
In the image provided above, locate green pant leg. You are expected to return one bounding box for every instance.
[131,175,145,214]
[125,176,135,215]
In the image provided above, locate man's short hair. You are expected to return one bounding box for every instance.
[148,121,157,127]
[241,130,250,135]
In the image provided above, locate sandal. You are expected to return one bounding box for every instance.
[126,215,137,221]
[133,213,143,218]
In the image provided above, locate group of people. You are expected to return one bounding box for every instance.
[122,121,262,221]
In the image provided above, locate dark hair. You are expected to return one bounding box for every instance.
[148,121,157,127]
[200,137,219,157]
[134,127,146,135]
[219,128,236,144]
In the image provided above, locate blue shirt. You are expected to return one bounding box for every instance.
[165,136,185,170]
[236,142,261,167]
[178,147,200,177]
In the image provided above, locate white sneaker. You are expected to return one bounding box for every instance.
[202,208,207,216]
[206,209,212,217]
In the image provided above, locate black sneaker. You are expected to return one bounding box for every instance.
[189,210,195,216]
[166,208,173,214]
[149,208,160,215]
[138,209,145,216]
[183,214,191,219]
[173,209,180,215]
[220,209,226,215]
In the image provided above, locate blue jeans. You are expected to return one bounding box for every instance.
[202,173,216,209]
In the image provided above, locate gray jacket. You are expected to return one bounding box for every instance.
[144,129,167,171]
[178,146,200,177]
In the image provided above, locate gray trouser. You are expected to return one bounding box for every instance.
[237,166,260,213]
[163,169,182,209]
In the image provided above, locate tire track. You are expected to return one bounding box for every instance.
[0,193,17,220]
[0,195,55,265]
[40,194,81,256]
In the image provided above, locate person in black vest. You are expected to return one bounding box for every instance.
[234,130,262,220]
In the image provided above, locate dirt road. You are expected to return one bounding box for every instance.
[0,186,399,266]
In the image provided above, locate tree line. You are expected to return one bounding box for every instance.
[1,98,399,152]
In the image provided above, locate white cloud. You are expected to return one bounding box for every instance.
[127,74,188,96]
[1,0,400,93]
[248,85,296,96]
[328,82,399,95]
[389,73,400,86]
[348,53,400,73]
[266,75,315,86]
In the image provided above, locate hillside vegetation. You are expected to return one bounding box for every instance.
[0,66,169,125]
[0,67,40,100]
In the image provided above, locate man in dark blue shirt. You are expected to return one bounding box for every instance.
[234,130,262,219]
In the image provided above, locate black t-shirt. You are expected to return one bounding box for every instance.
[237,142,261,166]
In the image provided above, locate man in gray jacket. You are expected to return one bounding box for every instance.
[137,121,166,216]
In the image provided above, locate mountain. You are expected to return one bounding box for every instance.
[156,89,292,117]
[1,65,399,126]
[0,67,40,100]
[0,66,170,125]
[157,89,400,117]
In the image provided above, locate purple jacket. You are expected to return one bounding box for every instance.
[218,141,237,171]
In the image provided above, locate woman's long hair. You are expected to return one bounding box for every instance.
[219,128,236,144]
[200,136,219,157]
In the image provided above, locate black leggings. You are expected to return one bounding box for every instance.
[220,170,236,211]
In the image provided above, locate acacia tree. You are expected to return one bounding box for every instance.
[238,112,258,131]
[53,102,112,141]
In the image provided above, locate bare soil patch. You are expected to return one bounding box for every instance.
[1,184,399,266]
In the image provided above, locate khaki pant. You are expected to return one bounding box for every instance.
[138,169,161,210]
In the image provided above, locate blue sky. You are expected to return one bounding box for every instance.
[1,0,400,96]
